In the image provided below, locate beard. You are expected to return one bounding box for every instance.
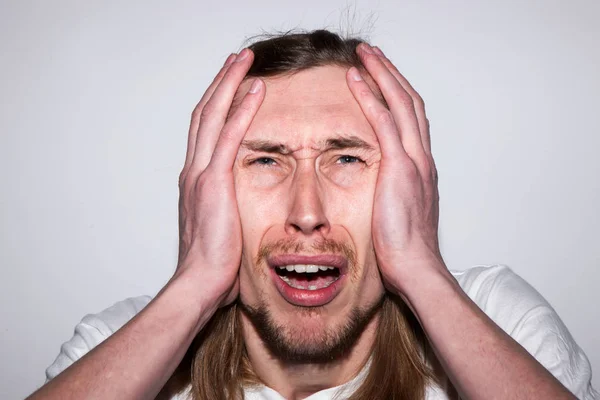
[239,296,383,364]
[240,236,383,364]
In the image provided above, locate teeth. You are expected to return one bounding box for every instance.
[305,265,319,273]
[277,264,337,273]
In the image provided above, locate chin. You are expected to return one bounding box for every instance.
[239,294,384,364]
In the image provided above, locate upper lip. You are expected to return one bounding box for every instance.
[267,254,348,273]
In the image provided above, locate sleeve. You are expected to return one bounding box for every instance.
[45,295,153,382]
[453,265,599,400]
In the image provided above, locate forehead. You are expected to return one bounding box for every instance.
[236,66,377,147]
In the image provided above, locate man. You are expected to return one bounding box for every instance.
[28,30,597,400]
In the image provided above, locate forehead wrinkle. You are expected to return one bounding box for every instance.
[240,133,377,157]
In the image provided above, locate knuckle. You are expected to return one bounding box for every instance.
[412,92,425,110]
[178,170,187,188]
[397,91,415,110]
[194,173,207,190]
[181,167,212,195]
[182,174,197,194]
[404,162,419,181]
[199,102,217,120]
[191,172,210,196]
[236,98,254,114]
[358,86,374,99]
[190,104,202,121]
[422,166,435,185]
[216,66,229,80]
[375,110,395,127]
[196,168,224,193]
[218,127,237,144]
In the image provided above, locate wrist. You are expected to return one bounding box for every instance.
[387,259,460,307]
[159,268,222,336]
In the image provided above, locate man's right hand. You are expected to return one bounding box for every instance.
[174,48,264,310]
[27,50,264,400]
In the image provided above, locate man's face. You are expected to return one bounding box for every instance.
[233,66,385,362]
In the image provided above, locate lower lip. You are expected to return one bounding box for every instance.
[270,269,346,307]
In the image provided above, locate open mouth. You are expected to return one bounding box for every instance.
[274,265,341,290]
[267,253,348,306]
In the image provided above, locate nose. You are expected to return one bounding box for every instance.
[284,166,330,236]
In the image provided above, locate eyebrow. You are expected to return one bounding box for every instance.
[325,136,375,151]
[241,135,375,155]
[241,140,292,154]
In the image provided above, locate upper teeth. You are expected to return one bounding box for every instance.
[278,264,336,273]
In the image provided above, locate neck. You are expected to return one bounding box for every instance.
[240,311,380,400]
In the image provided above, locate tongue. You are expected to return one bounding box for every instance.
[285,274,337,290]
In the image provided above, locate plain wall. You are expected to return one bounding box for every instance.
[1,0,598,398]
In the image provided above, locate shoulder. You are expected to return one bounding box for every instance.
[450,265,598,399]
[45,295,152,381]
[450,264,547,331]
[79,295,153,334]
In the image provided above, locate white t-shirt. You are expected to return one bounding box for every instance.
[45,265,599,399]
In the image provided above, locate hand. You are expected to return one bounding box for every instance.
[346,43,445,296]
[176,49,265,307]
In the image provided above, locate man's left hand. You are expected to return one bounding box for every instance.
[346,43,448,297]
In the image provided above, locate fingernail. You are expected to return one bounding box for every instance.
[349,67,363,81]
[360,43,375,54]
[223,53,237,66]
[249,79,262,94]
[235,48,250,62]
[372,46,385,57]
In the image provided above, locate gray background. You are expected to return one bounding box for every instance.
[1,0,598,398]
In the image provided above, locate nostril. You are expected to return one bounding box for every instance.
[289,223,303,233]
[288,221,327,234]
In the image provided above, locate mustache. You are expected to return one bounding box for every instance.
[255,237,357,269]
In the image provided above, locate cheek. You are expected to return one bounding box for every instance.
[324,169,377,227]
[243,169,288,188]
[234,171,290,258]
[235,182,285,303]
[235,184,287,231]
[322,164,370,187]
[324,173,379,285]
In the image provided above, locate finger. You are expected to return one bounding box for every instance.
[356,44,429,171]
[181,53,237,183]
[208,78,265,171]
[371,46,437,184]
[372,46,432,158]
[346,67,409,162]
[189,48,255,174]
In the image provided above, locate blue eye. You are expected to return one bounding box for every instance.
[251,157,277,166]
[337,155,362,164]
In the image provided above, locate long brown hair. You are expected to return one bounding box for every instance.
[160,29,442,400]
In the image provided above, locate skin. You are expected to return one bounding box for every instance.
[233,66,385,398]
[26,45,576,400]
